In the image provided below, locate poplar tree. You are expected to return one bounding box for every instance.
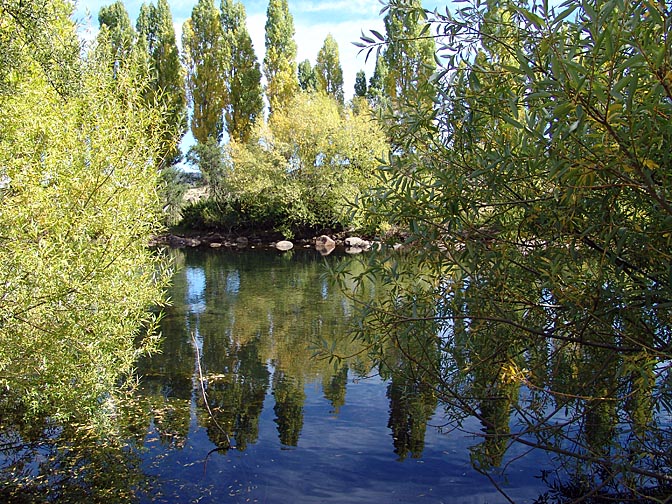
[263,0,297,115]
[381,0,435,107]
[182,0,227,143]
[298,59,317,92]
[136,0,187,167]
[367,54,389,108]
[220,0,263,143]
[354,70,367,98]
[98,1,136,67]
[315,34,344,105]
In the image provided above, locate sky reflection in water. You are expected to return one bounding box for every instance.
[136,247,551,503]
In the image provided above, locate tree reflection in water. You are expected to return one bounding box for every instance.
[333,246,672,502]
[4,247,669,502]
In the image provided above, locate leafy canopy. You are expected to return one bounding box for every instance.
[0,0,170,423]
[347,0,672,495]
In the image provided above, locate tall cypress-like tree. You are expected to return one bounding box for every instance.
[220,0,263,143]
[382,0,435,106]
[137,0,187,166]
[98,1,136,67]
[315,34,344,105]
[182,0,227,143]
[367,53,389,108]
[297,59,317,92]
[263,0,297,115]
[354,70,367,98]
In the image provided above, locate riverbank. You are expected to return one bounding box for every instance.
[150,228,381,256]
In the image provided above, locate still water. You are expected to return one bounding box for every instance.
[131,247,552,503]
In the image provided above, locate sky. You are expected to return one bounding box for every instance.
[73,0,443,100]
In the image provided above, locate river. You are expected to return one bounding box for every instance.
[5,246,666,503]
[129,247,551,503]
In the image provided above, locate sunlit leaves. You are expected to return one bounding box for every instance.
[315,34,344,105]
[221,0,263,143]
[182,0,227,143]
[224,93,389,235]
[0,1,169,424]
[263,0,298,115]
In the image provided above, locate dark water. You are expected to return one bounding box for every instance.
[130,247,551,503]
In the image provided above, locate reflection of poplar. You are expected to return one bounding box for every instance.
[379,303,441,461]
[234,341,270,450]
[624,354,655,437]
[201,374,237,449]
[198,339,270,451]
[580,347,618,457]
[139,295,195,449]
[469,328,519,470]
[273,371,305,447]
[470,378,518,470]
[322,366,348,414]
[387,373,436,460]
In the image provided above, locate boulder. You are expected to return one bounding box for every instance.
[315,235,336,256]
[345,236,371,250]
[236,236,249,248]
[275,240,294,251]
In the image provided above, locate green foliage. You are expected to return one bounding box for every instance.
[136,0,187,168]
[366,54,389,109]
[298,59,317,92]
[0,0,81,98]
[263,0,298,115]
[381,0,435,107]
[158,165,189,226]
[315,34,344,105]
[185,93,390,236]
[182,0,227,143]
[186,137,229,200]
[220,0,264,143]
[354,69,367,97]
[0,0,169,423]
[232,93,389,235]
[351,0,672,494]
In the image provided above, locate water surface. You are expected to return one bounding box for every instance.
[132,247,551,503]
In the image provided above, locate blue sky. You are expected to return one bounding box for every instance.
[74,0,443,99]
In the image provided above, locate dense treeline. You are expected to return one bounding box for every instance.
[93,0,435,237]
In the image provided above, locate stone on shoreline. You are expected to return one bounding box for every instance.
[275,240,294,251]
[345,236,371,251]
[315,235,336,256]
